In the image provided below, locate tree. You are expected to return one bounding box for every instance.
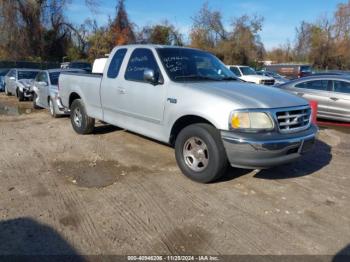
[0,0,98,61]
[220,14,265,65]
[87,19,115,61]
[189,2,226,51]
[138,21,183,45]
[111,0,135,45]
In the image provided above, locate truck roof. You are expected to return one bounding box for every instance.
[113,44,201,51]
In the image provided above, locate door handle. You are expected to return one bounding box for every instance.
[330,97,339,101]
[297,92,304,96]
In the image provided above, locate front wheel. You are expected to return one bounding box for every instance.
[5,85,11,96]
[175,123,228,183]
[33,93,41,109]
[17,88,24,101]
[49,97,59,118]
[70,99,95,134]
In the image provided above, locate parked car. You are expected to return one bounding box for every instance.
[4,68,40,101]
[0,68,10,91]
[227,65,275,85]
[61,61,92,72]
[58,45,317,183]
[256,70,288,85]
[264,64,312,79]
[33,69,84,117]
[278,75,350,122]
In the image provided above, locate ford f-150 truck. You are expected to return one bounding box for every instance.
[58,45,318,183]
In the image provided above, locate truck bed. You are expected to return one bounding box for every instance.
[59,72,103,120]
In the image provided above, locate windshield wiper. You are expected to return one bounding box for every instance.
[174,75,221,81]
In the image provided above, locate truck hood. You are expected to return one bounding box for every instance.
[183,81,308,109]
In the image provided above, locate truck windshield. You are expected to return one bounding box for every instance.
[157,48,237,82]
[240,67,257,75]
[18,71,39,80]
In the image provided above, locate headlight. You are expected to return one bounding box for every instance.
[230,111,274,131]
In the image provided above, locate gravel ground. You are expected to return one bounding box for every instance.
[0,94,349,258]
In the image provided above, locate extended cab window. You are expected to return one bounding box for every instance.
[334,81,350,94]
[125,48,160,82]
[107,48,127,78]
[295,80,329,91]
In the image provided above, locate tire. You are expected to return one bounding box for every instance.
[33,93,41,109]
[5,85,11,96]
[17,88,24,101]
[175,123,228,183]
[49,97,59,118]
[70,99,95,134]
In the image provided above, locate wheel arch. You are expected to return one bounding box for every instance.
[69,92,81,108]
[169,115,216,146]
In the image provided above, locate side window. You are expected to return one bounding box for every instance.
[334,81,350,94]
[295,80,328,91]
[36,73,43,82]
[230,67,241,77]
[43,73,48,84]
[107,48,127,78]
[125,48,160,82]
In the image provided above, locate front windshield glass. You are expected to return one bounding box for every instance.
[18,71,39,80]
[240,67,257,75]
[157,48,237,82]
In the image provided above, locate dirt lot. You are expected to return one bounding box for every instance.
[0,93,349,257]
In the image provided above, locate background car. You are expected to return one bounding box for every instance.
[227,65,275,85]
[264,64,313,79]
[278,75,350,122]
[33,69,84,117]
[256,70,289,85]
[0,68,10,91]
[4,68,40,101]
[60,61,92,73]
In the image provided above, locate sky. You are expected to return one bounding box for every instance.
[66,0,343,50]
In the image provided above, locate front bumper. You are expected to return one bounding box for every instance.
[23,88,34,98]
[221,125,318,169]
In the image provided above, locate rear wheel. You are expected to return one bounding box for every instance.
[49,97,58,118]
[70,99,95,134]
[175,123,228,183]
[33,93,41,109]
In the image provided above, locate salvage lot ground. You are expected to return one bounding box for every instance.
[0,93,349,257]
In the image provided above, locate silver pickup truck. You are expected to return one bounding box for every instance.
[59,45,318,183]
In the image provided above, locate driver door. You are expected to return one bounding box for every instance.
[121,48,166,124]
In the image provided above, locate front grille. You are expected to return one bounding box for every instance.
[275,107,311,133]
[261,79,275,85]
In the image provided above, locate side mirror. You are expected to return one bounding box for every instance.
[38,81,48,86]
[9,77,15,80]
[143,69,159,85]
